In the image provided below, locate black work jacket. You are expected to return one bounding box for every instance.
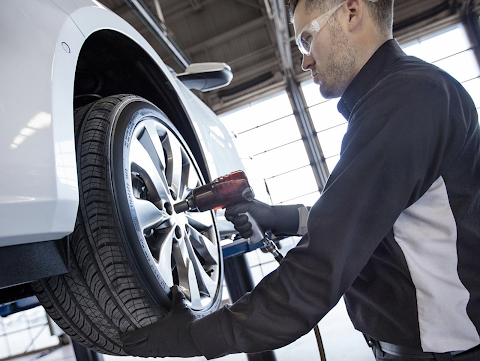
[191,40,480,358]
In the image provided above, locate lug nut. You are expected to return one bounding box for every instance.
[175,226,182,239]
[165,202,173,215]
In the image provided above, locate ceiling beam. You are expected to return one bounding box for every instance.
[227,44,277,66]
[185,16,269,55]
[163,0,217,19]
[125,0,191,68]
[152,0,165,24]
[157,42,278,72]
[106,1,135,16]
[262,0,274,19]
[230,0,262,9]
[270,0,294,72]
[461,0,480,14]
[189,0,202,10]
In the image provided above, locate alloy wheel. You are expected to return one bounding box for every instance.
[124,114,221,310]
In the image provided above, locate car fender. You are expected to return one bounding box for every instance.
[59,1,245,178]
[0,0,84,247]
[173,85,244,178]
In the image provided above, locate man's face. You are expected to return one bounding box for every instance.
[293,0,359,99]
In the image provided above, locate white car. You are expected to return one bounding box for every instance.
[0,0,243,355]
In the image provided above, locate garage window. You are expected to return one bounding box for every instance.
[220,92,320,207]
[403,24,480,110]
[301,82,347,173]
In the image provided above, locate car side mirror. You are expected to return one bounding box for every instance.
[176,62,233,92]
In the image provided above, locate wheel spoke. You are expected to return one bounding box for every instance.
[178,161,199,201]
[133,198,167,231]
[186,224,218,266]
[186,237,218,300]
[185,212,214,231]
[172,236,192,299]
[163,133,183,200]
[157,228,175,287]
[142,120,166,172]
[130,137,169,203]
[187,263,203,310]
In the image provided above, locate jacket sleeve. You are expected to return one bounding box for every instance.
[190,75,469,359]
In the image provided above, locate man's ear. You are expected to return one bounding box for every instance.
[345,0,363,32]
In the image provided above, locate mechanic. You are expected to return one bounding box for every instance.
[121,0,480,359]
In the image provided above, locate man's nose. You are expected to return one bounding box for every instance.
[301,53,314,72]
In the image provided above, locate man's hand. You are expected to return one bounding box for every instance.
[121,286,201,358]
[225,200,301,238]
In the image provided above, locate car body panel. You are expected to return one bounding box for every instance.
[0,0,243,248]
[62,2,244,178]
[0,0,83,247]
[173,85,242,179]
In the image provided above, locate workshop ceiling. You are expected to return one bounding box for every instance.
[101,0,480,113]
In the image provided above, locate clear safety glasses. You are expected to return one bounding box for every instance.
[295,0,378,56]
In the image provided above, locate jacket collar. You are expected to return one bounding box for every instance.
[337,39,406,120]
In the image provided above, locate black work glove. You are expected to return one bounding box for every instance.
[225,200,302,238]
[120,286,202,358]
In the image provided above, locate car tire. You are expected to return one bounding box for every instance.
[32,94,223,355]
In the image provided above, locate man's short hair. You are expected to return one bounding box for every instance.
[288,0,394,37]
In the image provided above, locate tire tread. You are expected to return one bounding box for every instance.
[33,95,162,355]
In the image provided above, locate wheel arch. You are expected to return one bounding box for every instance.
[74,29,212,183]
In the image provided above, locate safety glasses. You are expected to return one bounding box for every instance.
[295,0,377,56]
